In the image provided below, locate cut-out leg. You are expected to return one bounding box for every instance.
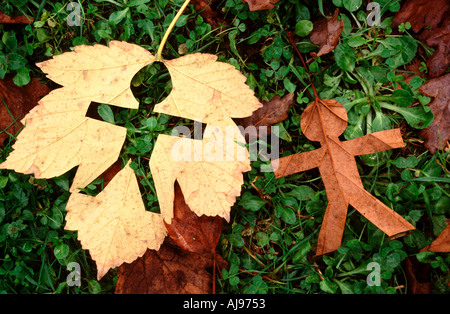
[315,196,348,256]
[339,173,415,238]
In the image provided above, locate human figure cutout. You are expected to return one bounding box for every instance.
[271,99,415,256]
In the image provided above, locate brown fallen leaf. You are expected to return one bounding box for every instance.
[421,20,450,78]
[236,93,294,140]
[419,73,450,154]
[403,257,432,294]
[165,182,225,255]
[65,161,167,280]
[190,0,228,29]
[0,11,33,24]
[271,98,415,255]
[115,238,227,294]
[420,220,450,252]
[309,8,344,57]
[0,76,51,145]
[392,0,449,33]
[392,0,450,78]
[243,0,281,11]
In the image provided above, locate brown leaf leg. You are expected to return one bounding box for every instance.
[339,173,415,238]
[315,196,348,256]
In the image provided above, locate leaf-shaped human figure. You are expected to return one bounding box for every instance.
[271,98,415,256]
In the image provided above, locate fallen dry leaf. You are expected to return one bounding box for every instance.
[152,52,260,225]
[392,0,449,33]
[271,98,415,255]
[115,238,227,294]
[150,125,250,224]
[0,11,33,24]
[190,0,228,29]
[309,9,344,57]
[0,76,51,145]
[243,0,281,11]
[421,20,450,78]
[419,73,450,154]
[165,182,225,255]
[1,40,259,282]
[154,53,261,123]
[403,257,432,294]
[392,0,450,78]
[420,220,450,252]
[0,41,155,191]
[236,93,294,140]
[65,161,167,280]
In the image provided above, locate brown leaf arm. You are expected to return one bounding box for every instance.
[342,129,404,156]
[271,147,324,178]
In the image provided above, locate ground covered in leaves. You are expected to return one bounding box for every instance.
[0,0,449,294]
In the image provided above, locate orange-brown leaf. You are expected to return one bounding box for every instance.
[272,98,414,255]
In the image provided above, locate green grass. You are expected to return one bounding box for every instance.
[0,0,449,294]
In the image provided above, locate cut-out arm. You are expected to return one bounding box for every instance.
[342,128,404,156]
[271,147,324,178]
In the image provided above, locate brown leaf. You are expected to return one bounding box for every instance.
[165,182,225,255]
[392,0,450,78]
[115,238,228,294]
[271,98,415,255]
[392,0,449,33]
[243,0,281,11]
[421,20,450,78]
[236,93,294,140]
[0,76,51,146]
[309,9,344,57]
[419,73,450,154]
[190,0,228,29]
[0,11,33,24]
[403,257,432,294]
[420,220,450,252]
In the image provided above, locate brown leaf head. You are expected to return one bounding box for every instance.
[300,99,348,142]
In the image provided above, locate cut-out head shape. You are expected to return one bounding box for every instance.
[300,99,348,143]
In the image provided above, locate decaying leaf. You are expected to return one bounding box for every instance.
[116,184,227,294]
[420,220,450,252]
[0,76,51,145]
[271,98,415,255]
[309,9,344,57]
[419,73,450,153]
[0,11,33,24]
[236,93,295,140]
[190,0,228,29]
[65,161,167,280]
[115,239,227,294]
[420,20,450,78]
[392,0,450,78]
[243,0,281,11]
[165,183,225,255]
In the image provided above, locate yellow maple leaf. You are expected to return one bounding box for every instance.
[65,161,167,280]
[1,40,260,280]
[0,41,155,191]
[150,126,250,224]
[154,53,262,123]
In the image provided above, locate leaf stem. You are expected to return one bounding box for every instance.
[156,0,191,61]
